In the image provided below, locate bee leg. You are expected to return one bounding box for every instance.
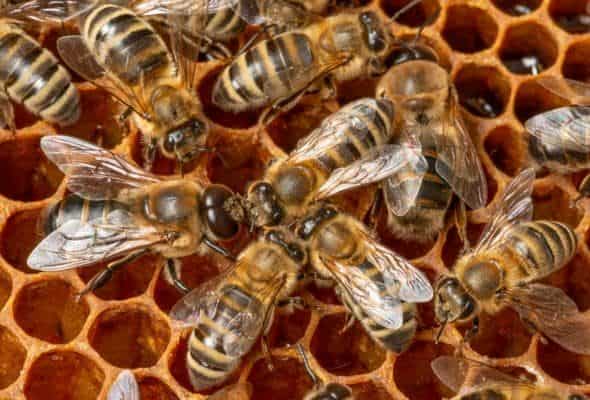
[0,87,16,135]
[455,200,470,254]
[202,236,237,261]
[165,258,190,294]
[340,313,356,335]
[143,138,158,172]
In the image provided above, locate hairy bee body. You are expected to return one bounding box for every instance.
[0,23,80,126]
[304,383,354,400]
[204,3,249,42]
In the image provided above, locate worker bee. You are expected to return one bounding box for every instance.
[432,356,587,400]
[297,205,433,353]
[296,343,354,400]
[434,168,590,355]
[375,42,487,242]
[107,370,140,400]
[212,0,425,125]
[28,135,242,296]
[525,76,590,198]
[169,228,306,391]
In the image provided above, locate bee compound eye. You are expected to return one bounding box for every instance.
[205,207,239,239]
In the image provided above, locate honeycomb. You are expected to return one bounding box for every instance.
[1,0,590,398]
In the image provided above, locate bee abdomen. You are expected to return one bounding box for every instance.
[414,154,453,210]
[0,28,80,126]
[205,3,248,41]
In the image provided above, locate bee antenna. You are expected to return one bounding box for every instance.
[296,343,320,386]
[412,2,441,46]
[389,0,423,25]
[435,318,448,344]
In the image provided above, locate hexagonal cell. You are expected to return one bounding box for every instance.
[0,267,11,311]
[532,185,582,228]
[492,0,541,16]
[0,208,45,273]
[310,313,385,376]
[484,126,525,176]
[549,0,590,34]
[207,152,266,194]
[499,23,558,75]
[350,381,392,400]
[442,224,485,269]
[380,0,440,28]
[247,356,313,400]
[538,339,590,384]
[514,80,570,124]
[267,306,311,348]
[14,279,89,344]
[0,137,62,201]
[441,5,498,54]
[454,65,512,118]
[563,41,590,82]
[24,351,104,400]
[543,255,590,312]
[89,306,170,368]
[77,253,159,301]
[393,341,455,400]
[137,376,180,400]
[0,325,26,389]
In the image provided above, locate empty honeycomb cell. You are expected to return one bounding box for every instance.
[514,79,570,124]
[454,65,512,118]
[1,208,45,274]
[14,279,89,344]
[543,255,590,312]
[441,5,498,54]
[0,325,26,389]
[350,381,392,400]
[532,185,583,227]
[247,356,314,400]
[380,0,440,28]
[77,253,159,301]
[484,126,525,176]
[499,23,558,75]
[562,41,590,82]
[24,351,104,400]
[310,313,386,376]
[538,339,590,384]
[393,340,455,400]
[88,306,170,368]
[0,137,62,202]
[266,306,311,348]
[492,0,542,16]
[0,268,11,311]
[549,0,590,34]
[441,224,486,269]
[337,78,378,106]
[207,153,267,194]
[137,376,179,400]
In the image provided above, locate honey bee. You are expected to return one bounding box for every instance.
[107,370,140,400]
[296,205,433,353]
[169,228,306,391]
[296,343,354,400]
[28,135,242,296]
[432,356,587,400]
[434,168,590,354]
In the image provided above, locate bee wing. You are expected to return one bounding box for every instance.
[41,135,162,200]
[315,144,427,200]
[209,382,253,400]
[473,168,535,254]
[1,0,95,23]
[107,370,140,400]
[382,167,425,217]
[502,283,590,355]
[27,209,165,271]
[525,106,590,153]
[206,0,319,27]
[535,75,590,104]
[434,91,487,210]
[57,35,153,119]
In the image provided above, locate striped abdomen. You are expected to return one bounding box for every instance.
[502,220,577,282]
[340,260,417,353]
[304,383,353,400]
[205,2,248,41]
[212,32,316,111]
[0,25,80,126]
[82,4,175,87]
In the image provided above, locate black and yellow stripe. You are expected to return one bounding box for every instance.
[205,1,248,41]
[0,25,80,126]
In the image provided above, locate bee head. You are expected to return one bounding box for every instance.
[434,276,476,325]
[246,181,284,228]
[359,11,391,77]
[162,118,209,162]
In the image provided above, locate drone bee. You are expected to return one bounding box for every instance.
[432,356,587,400]
[434,168,590,355]
[375,42,487,242]
[297,205,433,353]
[28,135,241,296]
[169,228,306,391]
[107,370,140,400]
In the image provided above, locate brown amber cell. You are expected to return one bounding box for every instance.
[538,339,590,385]
[380,0,440,28]
[549,0,590,34]
[514,79,570,123]
[500,23,558,75]
[493,0,542,16]
[533,185,583,227]
[467,309,532,358]
[442,5,498,54]
[0,326,26,389]
[455,65,512,118]
[137,376,180,400]
[350,381,393,400]
[247,357,314,400]
[0,208,45,273]
[562,41,590,82]
[0,267,10,310]
[484,125,525,176]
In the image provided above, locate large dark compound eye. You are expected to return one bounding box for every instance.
[386,44,438,67]
[250,182,283,226]
[360,11,386,52]
[201,185,239,239]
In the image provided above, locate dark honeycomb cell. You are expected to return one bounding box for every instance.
[500,23,558,75]
[350,381,392,400]
[441,5,498,53]
[77,253,159,301]
[308,283,342,305]
[484,126,525,176]
[442,224,486,269]
[169,332,195,392]
[549,0,590,34]
[543,255,590,312]
[0,268,11,311]
[380,0,440,28]
[454,65,512,118]
[137,376,180,400]
[88,306,170,368]
[0,208,45,273]
[492,0,541,16]
[24,351,104,400]
[310,313,386,376]
[514,80,570,124]
[538,339,590,384]
[14,279,89,344]
[0,137,62,201]
[267,306,311,348]
[0,325,26,389]
[207,152,267,194]
[532,185,583,228]
[247,357,314,400]
[562,41,590,82]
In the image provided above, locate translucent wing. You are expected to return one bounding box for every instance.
[57,35,152,119]
[209,382,253,400]
[535,76,590,105]
[206,0,318,27]
[1,0,96,22]
[107,370,140,400]
[525,106,590,153]
[435,91,487,210]
[41,135,161,200]
[315,144,427,201]
[473,168,535,254]
[27,209,165,271]
[502,283,590,355]
[382,161,426,217]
